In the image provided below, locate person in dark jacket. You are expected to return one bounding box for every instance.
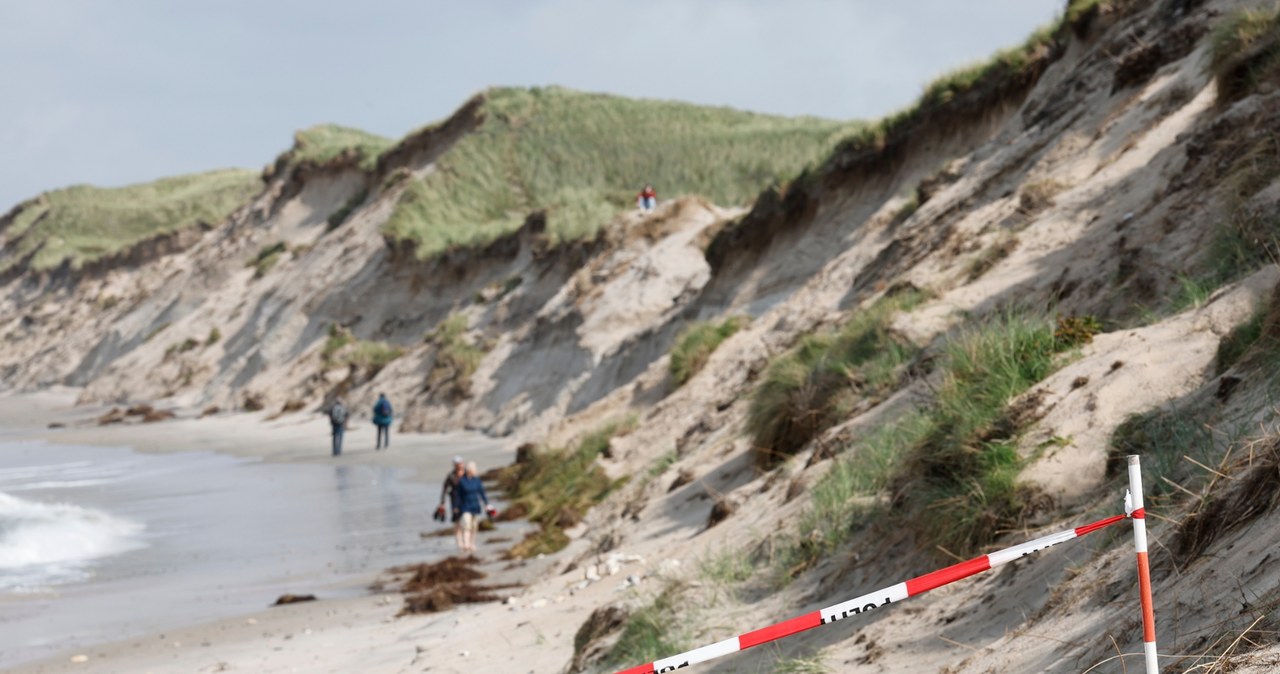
[436,457,465,523]
[329,399,347,456]
[372,393,393,450]
[454,461,494,554]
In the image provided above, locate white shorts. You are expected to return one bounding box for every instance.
[458,512,479,532]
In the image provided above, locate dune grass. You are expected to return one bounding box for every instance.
[425,314,488,396]
[1066,0,1105,23]
[899,312,1058,556]
[383,86,857,257]
[321,324,353,362]
[747,289,928,468]
[827,20,1058,167]
[770,311,1064,577]
[1209,5,1280,102]
[669,316,748,387]
[600,582,689,671]
[774,656,830,674]
[1218,308,1268,374]
[281,125,393,172]
[772,412,932,577]
[321,324,403,377]
[1159,128,1280,316]
[247,241,288,278]
[921,24,1058,109]
[2,169,259,273]
[1110,406,1217,501]
[502,416,638,558]
[341,340,405,378]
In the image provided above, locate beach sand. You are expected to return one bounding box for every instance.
[0,390,605,674]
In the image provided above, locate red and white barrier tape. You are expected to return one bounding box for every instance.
[1127,456,1158,674]
[613,512,1132,674]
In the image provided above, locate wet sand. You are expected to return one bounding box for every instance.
[0,390,529,672]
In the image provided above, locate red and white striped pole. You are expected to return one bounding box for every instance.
[1126,455,1158,674]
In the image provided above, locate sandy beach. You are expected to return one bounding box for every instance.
[0,390,583,674]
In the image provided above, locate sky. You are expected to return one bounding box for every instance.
[0,0,1064,209]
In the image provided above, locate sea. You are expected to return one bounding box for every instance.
[0,435,456,667]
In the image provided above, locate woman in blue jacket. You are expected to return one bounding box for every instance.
[454,462,494,554]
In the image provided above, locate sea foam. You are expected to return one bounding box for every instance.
[0,491,144,590]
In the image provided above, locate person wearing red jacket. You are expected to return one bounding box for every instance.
[637,184,657,212]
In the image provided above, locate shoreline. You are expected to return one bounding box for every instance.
[0,388,510,485]
[0,390,564,674]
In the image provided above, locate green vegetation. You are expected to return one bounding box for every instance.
[1066,0,1107,27]
[206,327,222,346]
[474,275,524,304]
[321,324,353,362]
[1218,309,1268,374]
[774,413,932,577]
[669,316,748,387]
[775,311,1066,576]
[774,656,830,674]
[1155,130,1278,317]
[426,314,488,396]
[1,169,259,273]
[900,312,1058,556]
[327,189,368,231]
[280,125,392,172]
[747,289,927,468]
[1019,179,1065,212]
[1164,204,1279,315]
[384,86,856,257]
[698,547,754,586]
[1111,406,1217,500]
[340,341,405,377]
[164,337,201,360]
[646,450,678,481]
[600,584,689,671]
[829,21,1057,166]
[502,417,637,558]
[967,236,1018,281]
[1053,314,1103,350]
[247,241,287,278]
[1209,5,1280,102]
[921,24,1057,109]
[889,192,921,226]
[320,324,403,377]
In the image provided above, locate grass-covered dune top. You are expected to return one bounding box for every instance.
[271,124,394,175]
[1,168,260,273]
[1209,4,1280,102]
[384,86,859,258]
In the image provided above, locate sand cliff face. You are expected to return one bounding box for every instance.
[5,1,1280,671]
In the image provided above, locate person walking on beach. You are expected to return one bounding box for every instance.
[372,393,393,450]
[637,184,657,212]
[329,399,348,457]
[435,457,465,523]
[454,461,494,554]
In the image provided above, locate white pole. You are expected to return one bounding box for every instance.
[1127,455,1158,674]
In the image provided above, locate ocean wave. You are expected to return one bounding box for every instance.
[0,491,145,590]
[5,479,116,491]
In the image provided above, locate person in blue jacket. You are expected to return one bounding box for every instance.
[454,461,495,554]
[372,393,393,450]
